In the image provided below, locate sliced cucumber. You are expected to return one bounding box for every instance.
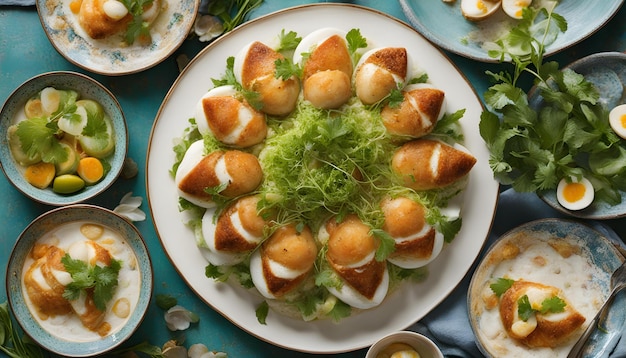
[24,98,44,119]
[40,87,79,116]
[79,114,116,158]
[6,124,41,165]
[58,103,89,136]
[55,140,79,175]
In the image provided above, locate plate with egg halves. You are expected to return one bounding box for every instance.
[36,0,199,75]
[146,3,499,354]
[468,218,626,358]
[530,52,626,219]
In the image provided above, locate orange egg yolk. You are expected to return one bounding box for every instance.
[620,113,626,129]
[563,182,586,203]
[477,0,487,12]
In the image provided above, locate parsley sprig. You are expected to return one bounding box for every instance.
[61,254,122,311]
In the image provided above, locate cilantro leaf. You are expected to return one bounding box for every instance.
[327,299,351,322]
[155,294,178,310]
[15,117,67,165]
[207,0,263,33]
[274,58,301,81]
[517,294,533,321]
[371,229,396,261]
[539,296,566,314]
[346,28,367,64]
[118,0,155,44]
[490,277,514,297]
[255,301,269,325]
[61,254,122,311]
[276,29,301,52]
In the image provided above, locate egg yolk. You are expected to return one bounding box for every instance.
[477,0,487,12]
[620,113,626,129]
[562,182,586,203]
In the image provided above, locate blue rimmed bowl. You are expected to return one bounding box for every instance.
[468,219,626,357]
[0,71,128,206]
[6,204,153,357]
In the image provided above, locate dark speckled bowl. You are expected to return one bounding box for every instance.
[530,52,626,219]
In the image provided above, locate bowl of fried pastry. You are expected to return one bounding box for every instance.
[468,219,626,358]
[6,204,153,356]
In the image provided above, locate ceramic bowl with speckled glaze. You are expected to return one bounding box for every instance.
[468,219,626,358]
[531,52,626,219]
[399,0,624,63]
[6,204,153,357]
[36,0,200,75]
[0,71,128,206]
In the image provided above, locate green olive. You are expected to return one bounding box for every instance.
[52,174,85,194]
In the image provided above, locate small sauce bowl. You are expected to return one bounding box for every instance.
[366,331,444,358]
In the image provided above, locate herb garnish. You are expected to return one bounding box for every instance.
[61,254,122,311]
[479,6,626,205]
[0,302,44,358]
[517,294,566,321]
[206,0,263,33]
[490,277,515,297]
[118,0,154,45]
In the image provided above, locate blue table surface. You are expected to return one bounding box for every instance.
[1,1,625,357]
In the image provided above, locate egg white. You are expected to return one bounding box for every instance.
[293,27,348,66]
[502,0,532,19]
[388,229,445,269]
[327,264,389,310]
[199,205,263,266]
[353,47,409,84]
[556,176,594,211]
[249,249,310,299]
[609,104,626,139]
[175,140,228,208]
[194,85,237,135]
[460,0,501,20]
[403,83,447,123]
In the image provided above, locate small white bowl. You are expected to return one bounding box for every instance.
[0,71,128,206]
[6,204,153,357]
[366,331,444,358]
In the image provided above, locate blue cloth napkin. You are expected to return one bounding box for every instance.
[411,188,626,357]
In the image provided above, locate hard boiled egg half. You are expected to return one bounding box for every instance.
[609,104,626,139]
[461,0,501,21]
[556,176,594,211]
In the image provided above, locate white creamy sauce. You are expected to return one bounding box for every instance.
[21,221,141,342]
[475,236,607,357]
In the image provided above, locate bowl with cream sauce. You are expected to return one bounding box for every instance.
[468,218,626,358]
[6,204,153,357]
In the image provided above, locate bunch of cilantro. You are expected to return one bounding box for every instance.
[479,6,626,205]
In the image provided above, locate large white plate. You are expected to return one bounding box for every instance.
[146,4,499,354]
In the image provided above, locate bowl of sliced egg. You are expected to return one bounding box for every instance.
[0,71,128,206]
[366,330,444,358]
[6,204,153,357]
[531,52,626,219]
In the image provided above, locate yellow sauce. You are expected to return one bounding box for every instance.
[376,343,422,358]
